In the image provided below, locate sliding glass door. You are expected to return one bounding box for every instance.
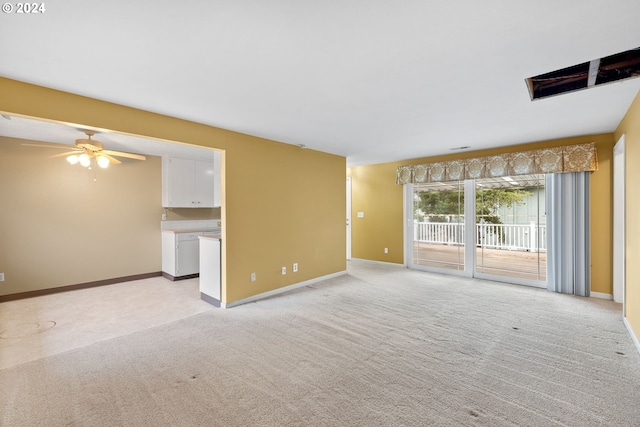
[474,174,546,284]
[411,181,465,272]
[407,175,547,287]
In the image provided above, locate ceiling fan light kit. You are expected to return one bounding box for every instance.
[67,151,110,169]
[79,153,91,167]
[66,154,79,165]
[96,155,110,168]
[23,130,147,169]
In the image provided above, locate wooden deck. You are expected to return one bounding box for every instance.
[412,242,546,281]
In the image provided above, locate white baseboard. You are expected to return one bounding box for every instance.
[623,317,640,356]
[349,258,405,267]
[222,270,347,309]
[590,292,613,300]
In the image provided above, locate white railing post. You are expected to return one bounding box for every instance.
[530,221,536,252]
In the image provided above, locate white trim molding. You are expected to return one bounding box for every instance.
[349,258,405,267]
[624,317,640,356]
[590,292,613,300]
[222,270,347,308]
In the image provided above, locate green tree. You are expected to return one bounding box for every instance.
[476,188,532,225]
[416,190,464,223]
[416,188,532,224]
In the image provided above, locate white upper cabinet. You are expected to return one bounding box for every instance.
[162,152,221,208]
[194,159,216,207]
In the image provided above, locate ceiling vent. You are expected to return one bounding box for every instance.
[526,47,640,100]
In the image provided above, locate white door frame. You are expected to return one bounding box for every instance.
[464,179,476,278]
[613,135,626,307]
[346,177,352,260]
[404,183,413,267]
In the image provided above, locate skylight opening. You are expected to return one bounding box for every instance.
[526,47,640,100]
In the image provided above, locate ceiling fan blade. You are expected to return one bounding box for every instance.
[102,150,146,161]
[21,143,75,150]
[101,153,122,165]
[48,150,82,158]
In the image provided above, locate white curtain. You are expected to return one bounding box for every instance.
[546,172,590,296]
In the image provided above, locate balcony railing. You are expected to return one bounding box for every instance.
[414,221,546,252]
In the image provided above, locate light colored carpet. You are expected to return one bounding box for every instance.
[1,261,639,426]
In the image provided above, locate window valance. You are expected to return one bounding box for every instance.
[396,142,598,185]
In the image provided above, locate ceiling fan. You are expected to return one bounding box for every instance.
[23,130,146,168]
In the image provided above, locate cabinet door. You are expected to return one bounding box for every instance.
[167,157,196,207]
[195,160,216,207]
[176,239,199,276]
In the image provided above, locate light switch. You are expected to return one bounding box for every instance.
[357,212,365,218]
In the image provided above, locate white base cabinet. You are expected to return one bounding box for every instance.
[162,231,210,280]
[199,236,221,306]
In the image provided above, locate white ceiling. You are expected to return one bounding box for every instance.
[1,0,640,166]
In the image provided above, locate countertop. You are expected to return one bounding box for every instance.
[199,234,222,240]
[162,228,220,233]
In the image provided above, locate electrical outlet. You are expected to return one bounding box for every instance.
[250,272,256,282]
[293,263,298,272]
[281,266,287,275]
[161,213,167,221]
[0,272,4,282]
[384,248,388,254]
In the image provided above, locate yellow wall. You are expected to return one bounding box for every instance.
[0,78,346,304]
[615,90,640,338]
[348,134,615,294]
[348,163,405,264]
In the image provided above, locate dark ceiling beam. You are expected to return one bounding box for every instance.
[533,73,587,91]
[599,57,640,71]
